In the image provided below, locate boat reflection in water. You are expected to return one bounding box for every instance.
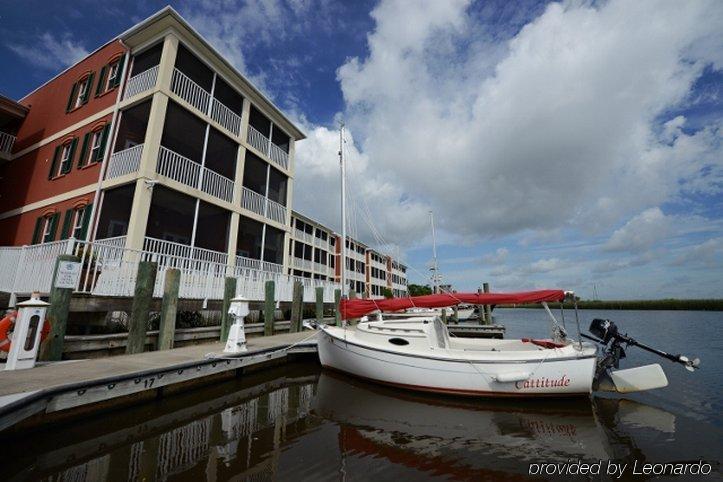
[6,364,717,481]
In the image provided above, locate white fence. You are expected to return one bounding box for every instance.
[171,68,210,114]
[247,125,289,171]
[0,237,339,302]
[0,131,16,155]
[123,65,159,100]
[106,144,143,179]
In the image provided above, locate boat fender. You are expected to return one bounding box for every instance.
[494,371,530,383]
[0,310,51,353]
[521,338,565,349]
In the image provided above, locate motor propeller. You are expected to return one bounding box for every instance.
[585,318,700,372]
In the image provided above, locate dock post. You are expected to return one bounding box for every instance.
[441,308,448,324]
[483,282,491,325]
[453,305,459,324]
[334,289,341,326]
[158,268,180,350]
[41,254,80,361]
[220,276,237,342]
[290,281,303,333]
[126,261,157,354]
[348,291,358,325]
[264,280,275,336]
[315,287,324,325]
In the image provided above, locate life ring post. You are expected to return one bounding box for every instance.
[41,254,81,362]
[4,292,51,371]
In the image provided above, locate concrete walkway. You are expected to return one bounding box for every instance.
[0,331,319,432]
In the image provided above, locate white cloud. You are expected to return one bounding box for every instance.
[295,0,723,247]
[482,247,508,265]
[603,207,670,253]
[7,32,88,71]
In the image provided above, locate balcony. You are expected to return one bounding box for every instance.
[157,146,234,203]
[235,256,283,273]
[247,125,289,171]
[143,236,229,266]
[123,65,159,100]
[293,228,313,244]
[314,262,330,274]
[106,144,143,179]
[0,131,15,157]
[241,186,288,225]
[170,68,242,136]
[293,257,312,271]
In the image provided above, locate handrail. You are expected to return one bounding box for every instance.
[123,65,159,100]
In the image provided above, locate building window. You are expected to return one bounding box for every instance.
[60,205,92,240]
[79,125,110,167]
[32,213,60,244]
[49,138,78,179]
[107,60,121,89]
[67,73,94,112]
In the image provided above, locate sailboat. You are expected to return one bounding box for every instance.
[319,125,699,398]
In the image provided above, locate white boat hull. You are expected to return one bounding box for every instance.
[318,328,597,397]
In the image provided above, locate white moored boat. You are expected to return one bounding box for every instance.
[319,316,597,397]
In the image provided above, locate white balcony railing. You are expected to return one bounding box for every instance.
[157,146,234,203]
[235,256,283,273]
[293,228,313,244]
[106,144,143,179]
[293,257,312,271]
[201,166,234,203]
[171,68,210,114]
[247,125,289,171]
[157,146,201,188]
[268,142,289,170]
[241,187,288,225]
[143,237,229,266]
[211,98,242,136]
[313,262,329,273]
[123,65,159,100]
[0,131,16,155]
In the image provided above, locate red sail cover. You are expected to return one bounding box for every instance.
[340,290,566,320]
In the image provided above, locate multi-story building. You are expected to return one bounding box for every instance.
[0,7,300,275]
[0,7,408,299]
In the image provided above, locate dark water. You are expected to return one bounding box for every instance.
[5,309,722,481]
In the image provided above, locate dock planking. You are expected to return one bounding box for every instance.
[0,331,319,432]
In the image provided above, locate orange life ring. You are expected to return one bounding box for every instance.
[0,311,51,353]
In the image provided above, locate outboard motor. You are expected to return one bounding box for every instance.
[583,319,700,393]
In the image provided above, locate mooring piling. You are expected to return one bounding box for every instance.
[40,254,80,361]
[220,276,237,342]
[290,281,303,333]
[158,268,180,350]
[264,280,275,336]
[126,261,157,354]
[315,287,324,325]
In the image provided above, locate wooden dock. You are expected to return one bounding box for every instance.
[0,331,319,433]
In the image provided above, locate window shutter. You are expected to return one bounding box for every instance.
[66,82,78,112]
[78,133,90,168]
[97,124,111,162]
[62,138,78,174]
[79,204,92,240]
[95,66,108,96]
[48,145,61,179]
[113,57,125,87]
[60,209,74,239]
[31,217,43,244]
[82,73,94,105]
[46,212,60,242]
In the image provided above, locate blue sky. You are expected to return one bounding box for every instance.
[1,0,721,299]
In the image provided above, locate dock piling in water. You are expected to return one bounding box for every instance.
[41,254,79,361]
[220,276,237,342]
[158,268,180,350]
[264,281,275,336]
[334,289,341,326]
[483,282,491,325]
[126,261,157,354]
[290,281,303,333]
[315,287,324,325]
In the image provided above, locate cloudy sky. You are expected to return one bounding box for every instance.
[2,0,721,299]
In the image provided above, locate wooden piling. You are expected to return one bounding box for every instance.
[157,268,180,350]
[127,261,157,354]
[334,289,341,326]
[348,291,358,325]
[220,276,237,342]
[290,281,303,333]
[441,308,448,324]
[264,280,275,336]
[483,282,491,325]
[453,305,459,324]
[41,254,80,361]
[315,287,324,324]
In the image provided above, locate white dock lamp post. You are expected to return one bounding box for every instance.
[224,296,250,354]
[5,292,50,371]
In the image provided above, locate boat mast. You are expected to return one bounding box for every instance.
[339,122,347,299]
[430,211,439,294]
